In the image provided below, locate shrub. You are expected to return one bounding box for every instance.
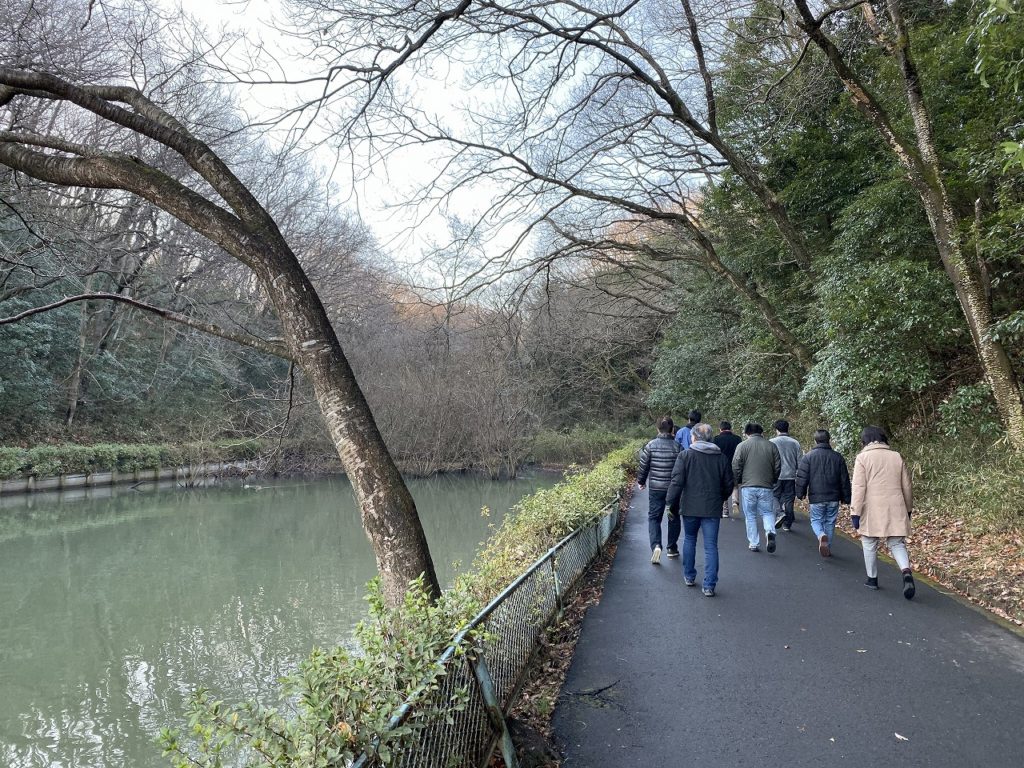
[161,441,642,767]
[0,440,268,479]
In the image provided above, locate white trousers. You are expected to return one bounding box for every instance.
[861,536,911,577]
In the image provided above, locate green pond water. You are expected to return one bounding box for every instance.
[0,472,559,767]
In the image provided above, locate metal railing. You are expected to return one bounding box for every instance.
[354,495,623,768]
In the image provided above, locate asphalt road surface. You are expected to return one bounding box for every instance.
[552,487,1024,767]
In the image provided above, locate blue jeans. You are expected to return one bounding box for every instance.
[647,488,680,550]
[741,487,776,548]
[809,501,840,544]
[683,516,720,589]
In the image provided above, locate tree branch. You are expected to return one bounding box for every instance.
[0,292,295,361]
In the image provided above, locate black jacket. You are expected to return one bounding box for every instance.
[637,434,680,490]
[795,443,852,504]
[712,431,742,462]
[666,442,735,518]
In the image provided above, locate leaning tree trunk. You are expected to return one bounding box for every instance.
[0,68,442,604]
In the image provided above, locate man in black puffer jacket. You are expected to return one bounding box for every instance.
[666,423,734,596]
[637,416,681,564]
[795,429,852,558]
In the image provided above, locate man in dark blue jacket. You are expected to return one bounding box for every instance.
[637,416,681,564]
[795,429,852,557]
[667,423,734,595]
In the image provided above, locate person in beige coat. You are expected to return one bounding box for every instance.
[850,426,916,599]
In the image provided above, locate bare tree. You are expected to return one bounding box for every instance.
[0,2,439,605]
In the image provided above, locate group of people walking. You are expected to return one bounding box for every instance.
[636,412,916,600]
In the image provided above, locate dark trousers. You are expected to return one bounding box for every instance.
[647,488,679,550]
[774,479,796,526]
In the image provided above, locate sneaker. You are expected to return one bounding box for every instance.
[774,513,785,529]
[666,546,680,558]
[748,545,760,552]
[722,511,729,518]
[782,524,792,533]
[902,570,916,600]
[864,576,879,590]
[684,578,696,587]
[818,534,831,558]
[651,545,662,565]
[702,587,715,597]
[766,532,776,554]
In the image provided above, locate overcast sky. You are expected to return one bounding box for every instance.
[170,0,531,280]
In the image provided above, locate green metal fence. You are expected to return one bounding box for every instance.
[353,495,622,768]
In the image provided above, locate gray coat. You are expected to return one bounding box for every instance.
[770,434,802,481]
[637,434,680,490]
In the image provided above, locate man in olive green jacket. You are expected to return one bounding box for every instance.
[732,423,782,553]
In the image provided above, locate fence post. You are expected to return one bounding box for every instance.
[549,550,563,614]
[470,655,521,768]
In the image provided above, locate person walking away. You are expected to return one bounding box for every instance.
[637,416,682,564]
[667,423,734,596]
[732,423,782,553]
[850,426,916,598]
[712,421,742,517]
[771,419,802,531]
[794,429,851,558]
[675,410,701,452]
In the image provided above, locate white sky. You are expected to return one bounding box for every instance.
[169,0,533,280]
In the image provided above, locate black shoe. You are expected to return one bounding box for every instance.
[864,576,879,590]
[902,570,916,600]
[782,524,792,532]
[774,514,785,529]
[766,532,776,553]
[666,547,680,558]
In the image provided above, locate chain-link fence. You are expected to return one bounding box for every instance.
[354,495,623,768]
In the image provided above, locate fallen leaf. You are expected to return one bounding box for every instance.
[895,733,909,742]
[856,649,867,653]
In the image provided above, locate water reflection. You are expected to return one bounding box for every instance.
[0,473,558,767]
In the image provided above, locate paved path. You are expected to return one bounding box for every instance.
[552,487,1024,767]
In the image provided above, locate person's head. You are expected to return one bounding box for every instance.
[657,416,675,435]
[860,425,889,446]
[687,409,701,425]
[692,423,713,443]
[774,419,789,434]
[719,420,732,432]
[744,422,763,436]
[814,429,831,445]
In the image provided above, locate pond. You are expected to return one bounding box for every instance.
[0,472,559,767]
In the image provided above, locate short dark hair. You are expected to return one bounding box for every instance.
[720,420,732,431]
[860,425,889,446]
[688,409,702,424]
[814,429,831,444]
[744,422,763,435]
[658,416,675,434]
[774,419,789,433]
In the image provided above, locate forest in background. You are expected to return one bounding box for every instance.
[1,0,1023,492]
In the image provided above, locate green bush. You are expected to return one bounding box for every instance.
[161,441,641,767]
[528,426,645,466]
[0,441,267,479]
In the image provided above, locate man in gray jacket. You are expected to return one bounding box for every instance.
[637,416,681,563]
[732,423,782,553]
[770,419,803,532]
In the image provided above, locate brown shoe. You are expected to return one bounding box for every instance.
[818,534,831,558]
